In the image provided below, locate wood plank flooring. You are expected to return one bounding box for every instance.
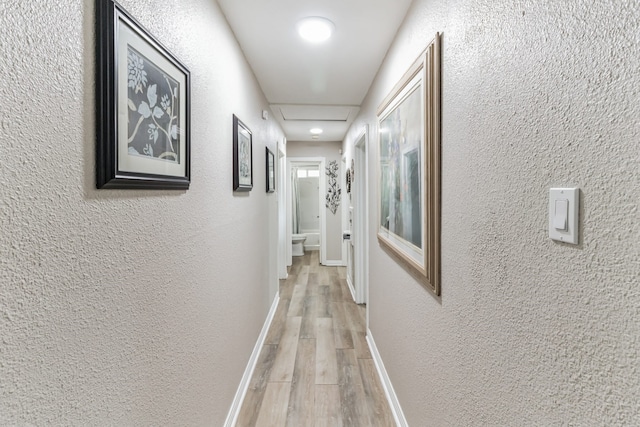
[236,251,395,427]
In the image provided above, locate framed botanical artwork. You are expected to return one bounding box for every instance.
[377,32,441,295]
[95,0,190,189]
[266,147,275,193]
[233,115,253,191]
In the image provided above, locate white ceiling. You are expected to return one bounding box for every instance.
[216,0,413,142]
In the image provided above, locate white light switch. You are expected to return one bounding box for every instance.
[553,199,568,230]
[549,188,579,244]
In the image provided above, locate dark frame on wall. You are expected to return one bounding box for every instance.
[266,147,275,193]
[233,114,253,191]
[95,0,191,189]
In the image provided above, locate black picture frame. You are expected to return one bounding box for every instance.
[266,147,275,193]
[96,0,191,189]
[233,115,253,191]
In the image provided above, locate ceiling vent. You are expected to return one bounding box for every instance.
[272,104,357,122]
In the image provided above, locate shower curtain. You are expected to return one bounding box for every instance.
[291,167,301,234]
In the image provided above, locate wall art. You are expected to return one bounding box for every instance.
[96,0,190,189]
[266,147,275,193]
[377,33,441,295]
[233,115,253,191]
[351,158,355,183]
[325,160,341,214]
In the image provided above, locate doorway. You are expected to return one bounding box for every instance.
[287,158,327,266]
[294,164,320,251]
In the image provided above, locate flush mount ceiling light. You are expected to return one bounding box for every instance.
[297,17,335,43]
[310,128,323,135]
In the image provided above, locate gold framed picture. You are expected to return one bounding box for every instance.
[377,33,441,295]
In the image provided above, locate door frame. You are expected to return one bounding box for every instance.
[287,157,327,266]
[277,142,288,279]
[342,155,349,268]
[353,126,369,306]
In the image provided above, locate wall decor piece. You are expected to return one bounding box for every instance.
[325,160,341,214]
[96,0,190,189]
[377,32,441,295]
[351,158,355,183]
[266,147,275,193]
[346,168,352,194]
[233,115,253,191]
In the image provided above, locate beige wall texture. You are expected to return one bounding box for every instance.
[344,0,640,424]
[287,141,345,264]
[0,0,283,424]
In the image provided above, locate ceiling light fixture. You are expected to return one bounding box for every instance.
[297,17,335,43]
[310,128,323,135]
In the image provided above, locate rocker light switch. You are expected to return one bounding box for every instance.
[549,188,579,244]
[553,199,568,230]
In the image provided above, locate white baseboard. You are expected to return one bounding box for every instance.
[323,260,345,267]
[346,275,356,302]
[224,293,280,427]
[366,330,408,427]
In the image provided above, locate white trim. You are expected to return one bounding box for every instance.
[341,155,348,267]
[345,273,356,302]
[323,260,345,267]
[366,330,408,427]
[224,294,280,427]
[288,157,327,266]
[277,143,288,279]
[354,126,369,306]
[286,160,292,266]
[319,159,327,266]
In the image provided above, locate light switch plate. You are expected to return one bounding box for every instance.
[549,188,579,244]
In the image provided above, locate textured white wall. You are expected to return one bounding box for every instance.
[0,0,283,424]
[287,141,345,263]
[344,0,640,424]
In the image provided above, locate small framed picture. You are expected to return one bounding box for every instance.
[96,0,190,189]
[266,147,275,193]
[233,115,253,191]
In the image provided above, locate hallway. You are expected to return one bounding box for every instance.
[236,252,395,426]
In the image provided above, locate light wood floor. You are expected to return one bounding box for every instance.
[236,251,395,427]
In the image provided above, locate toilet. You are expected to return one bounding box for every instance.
[292,234,307,256]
